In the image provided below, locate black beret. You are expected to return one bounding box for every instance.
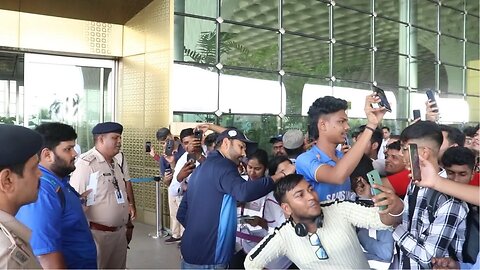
[0,124,43,167]
[92,122,123,135]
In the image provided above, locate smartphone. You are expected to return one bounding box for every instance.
[426,89,438,112]
[186,153,196,164]
[344,136,350,146]
[413,109,421,120]
[145,141,151,153]
[165,139,174,156]
[408,143,422,181]
[366,169,387,210]
[194,129,203,140]
[373,86,392,112]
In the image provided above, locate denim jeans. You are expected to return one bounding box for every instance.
[181,259,227,269]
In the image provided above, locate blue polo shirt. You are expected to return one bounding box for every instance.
[16,166,97,269]
[296,145,356,201]
[177,150,275,266]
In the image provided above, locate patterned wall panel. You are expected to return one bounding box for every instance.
[118,0,172,224]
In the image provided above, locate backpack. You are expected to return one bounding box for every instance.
[427,190,479,264]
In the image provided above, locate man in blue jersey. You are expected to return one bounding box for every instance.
[296,94,387,201]
[177,128,296,268]
[17,123,97,269]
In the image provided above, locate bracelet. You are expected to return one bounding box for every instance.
[388,208,405,217]
[364,125,376,133]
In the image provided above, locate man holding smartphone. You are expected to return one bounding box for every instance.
[395,121,468,269]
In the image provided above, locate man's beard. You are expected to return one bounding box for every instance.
[51,153,75,178]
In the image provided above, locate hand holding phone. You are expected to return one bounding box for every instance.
[408,144,422,181]
[426,90,439,113]
[366,170,387,210]
[145,142,151,153]
[164,139,174,156]
[413,109,421,120]
[373,86,392,112]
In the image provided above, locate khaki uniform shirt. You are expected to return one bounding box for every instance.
[70,148,129,227]
[0,210,41,269]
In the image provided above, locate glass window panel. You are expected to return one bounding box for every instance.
[176,16,217,64]
[466,15,480,43]
[284,75,330,115]
[172,112,217,123]
[466,95,480,122]
[334,6,371,47]
[283,0,329,38]
[218,114,281,151]
[221,0,278,29]
[375,52,409,87]
[413,27,437,62]
[375,0,402,21]
[415,59,436,90]
[440,35,464,66]
[375,18,407,53]
[466,42,480,68]
[440,7,464,38]
[283,34,329,77]
[219,69,281,114]
[282,115,308,132]
[439,64,464,94]
[335,0,371,13]
[412,0,438,31]
[220,23,278,71]
[179,0,217,18]
[466,0,479,17]
[441,0,465,11]
[333,44,371,81]
[466,69,480,95]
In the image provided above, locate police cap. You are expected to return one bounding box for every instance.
[0,124,43,167]
[92,122,123,135]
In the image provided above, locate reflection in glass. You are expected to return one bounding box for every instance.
[411,0,437,31]
[439,64,464,94]
[440,7,463,39]
[335,0,370,12]
[440,35,464,66]
[413,27,437,62]
[283,34,329,77]
[415,59,436,90]
[333,44,371,82]
[221,0,278,29]
[334,6,371,47]
[466,1,480,18]
[466,15,480,43]
[180,0,217,18]
[375,18,407,53]
[375,52,408,87]
[466,42,480,68]
[375,0,401,21]
[176,16,217,64]
[220,23,278,71]
[283,0,329,38]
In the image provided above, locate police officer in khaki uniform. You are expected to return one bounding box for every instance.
[70,122,130,269]
[0,125,43,269]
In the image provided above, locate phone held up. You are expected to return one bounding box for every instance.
[413,109,421,120]
[165,139,174,156]
[194,129,203,140]
[372,86,392,112]
[408,143,422,181]
[366,170,387,211]
[145,141,151,153]
[426,89,439,113]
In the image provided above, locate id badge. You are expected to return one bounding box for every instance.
[10,246,29,267]
[115,190,125,204]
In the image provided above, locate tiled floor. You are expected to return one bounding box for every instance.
[127,222,181,269]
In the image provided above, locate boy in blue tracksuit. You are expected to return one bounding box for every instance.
[177,128,295,268]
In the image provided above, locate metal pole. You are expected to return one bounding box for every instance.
[149,175,166,238]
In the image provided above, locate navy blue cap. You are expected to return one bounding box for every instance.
[0,124,43,167]
[216,128,258,155]
[269,134,283,144]
[92,122,123,135]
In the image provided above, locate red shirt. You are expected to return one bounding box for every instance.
[386,169,411,198]
[469,172,480,186]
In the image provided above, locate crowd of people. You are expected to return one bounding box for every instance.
[0,92,478,269]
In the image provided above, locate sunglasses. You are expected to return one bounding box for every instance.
[309,233,329,260]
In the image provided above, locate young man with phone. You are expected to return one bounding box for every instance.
[395,121,468,269]
[296,94,391,202]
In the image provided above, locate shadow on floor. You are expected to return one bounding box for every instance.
[127,222,181,269]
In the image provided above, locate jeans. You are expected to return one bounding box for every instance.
[181,259,227,269]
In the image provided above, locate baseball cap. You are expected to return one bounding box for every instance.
[283,129,304,150]
[216,128,258,155]
[269,134,283,144]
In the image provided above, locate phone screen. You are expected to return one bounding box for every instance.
[366,170,386,210]
[426,90,438,112]
[165,139,174,156]
[413,109,421,120]
[145,142,151,153]
[409,144,422,181]
[373,86,392,112]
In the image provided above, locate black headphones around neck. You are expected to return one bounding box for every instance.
[293,212,324,237]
